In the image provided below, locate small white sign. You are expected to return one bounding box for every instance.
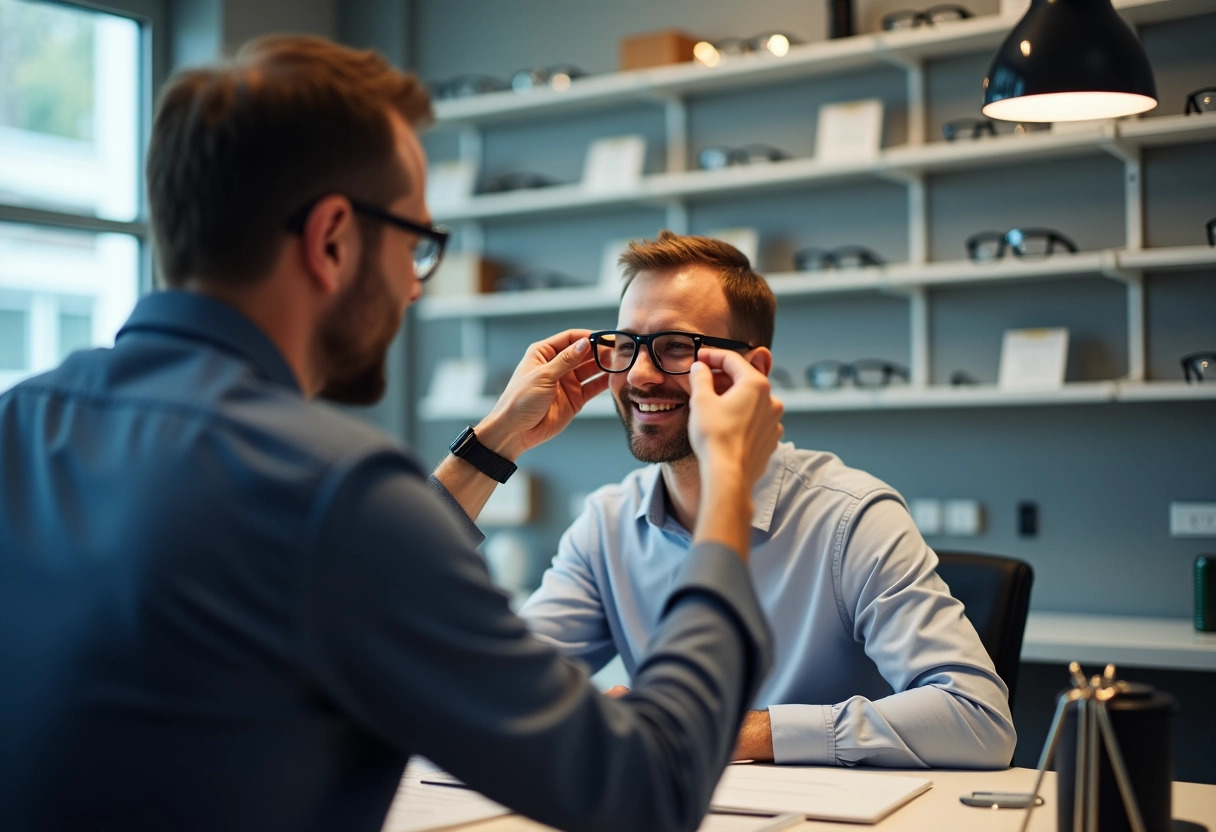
[815,98,884,162]
[426,159,478,211]
[998,327,1069,389]
[706,227,760,267]
[427,357,486,402]
[582,134,646,193]
[599,237,634,291]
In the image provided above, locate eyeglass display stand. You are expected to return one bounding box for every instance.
[1018,662,1147,832]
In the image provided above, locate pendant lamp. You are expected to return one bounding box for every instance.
[982,0,1157,122]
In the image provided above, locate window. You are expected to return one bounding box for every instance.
[0,0,161,392]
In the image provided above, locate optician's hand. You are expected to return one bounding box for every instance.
[687,350,783,490]
[476,329,609,461]
[686,350,783,560]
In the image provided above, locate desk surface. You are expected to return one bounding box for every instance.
[421,768,1216,832]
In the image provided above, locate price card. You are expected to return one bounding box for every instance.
[998,327,1069,389]
[815,98,883,162]
[583,134,646,193]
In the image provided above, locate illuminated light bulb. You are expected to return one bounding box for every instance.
[693,40,720,67]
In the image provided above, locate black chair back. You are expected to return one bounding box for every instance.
[934,550,1034,706]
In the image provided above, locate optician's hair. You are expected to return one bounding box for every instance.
[618,230,776,348]
[147,35,433,288]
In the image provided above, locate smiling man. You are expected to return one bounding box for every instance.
[518,230,1018,769]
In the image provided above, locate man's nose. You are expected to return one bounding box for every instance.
[626,346,666,387]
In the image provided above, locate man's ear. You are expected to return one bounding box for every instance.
[748,346,774,377]
[299,194,358,295]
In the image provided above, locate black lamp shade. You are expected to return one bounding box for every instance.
[982,0,1157,122]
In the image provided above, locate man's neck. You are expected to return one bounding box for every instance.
[660,455,703,533]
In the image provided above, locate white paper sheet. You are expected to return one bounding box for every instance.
[711,765,932,824]
[381,763,510,832]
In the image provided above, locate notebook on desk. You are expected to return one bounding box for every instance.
[711,765,933,824]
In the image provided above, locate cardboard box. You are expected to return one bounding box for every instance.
[429,252,501,297]
[619,30,698,71]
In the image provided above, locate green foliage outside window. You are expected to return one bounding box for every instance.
[0,0,96,140]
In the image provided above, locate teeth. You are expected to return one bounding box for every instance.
[638,402,678,412]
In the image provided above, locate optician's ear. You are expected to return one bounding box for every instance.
[299,194,359,295]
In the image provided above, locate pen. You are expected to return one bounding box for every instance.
[420,778,474,790]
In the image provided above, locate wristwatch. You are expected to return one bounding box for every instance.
[448,426,517,483]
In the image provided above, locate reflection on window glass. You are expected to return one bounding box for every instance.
[0,307,28,369]
[0,222,137,391]
[0,0,139,221]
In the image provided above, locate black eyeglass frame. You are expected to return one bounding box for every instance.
[805,359,911,389]
[588,330,754,375]
[966,227,1078,261]
[1181,351,1215,383]
[793,245,885,271]
[881,4,973,30]
[285,196,450,282]
[942,118,998,141]
[1206,217,1216,247]
[1184,87,1216,115]
[697,143,790,170]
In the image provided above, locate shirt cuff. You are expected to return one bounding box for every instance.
[769,703,837,765]
[425,474,485,547]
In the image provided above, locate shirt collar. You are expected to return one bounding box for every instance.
[117,290,300,392]
[633,444,787,534]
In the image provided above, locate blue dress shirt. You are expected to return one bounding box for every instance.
[519,442,1017,768]
[0,290,772,832]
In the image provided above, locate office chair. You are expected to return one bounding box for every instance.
[933,550,1034,706]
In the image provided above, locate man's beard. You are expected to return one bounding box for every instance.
[615,384,694,464]
[315,244,401,405]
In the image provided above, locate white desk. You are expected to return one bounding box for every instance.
[418,768,1216,832]
[1023,612,1216,671]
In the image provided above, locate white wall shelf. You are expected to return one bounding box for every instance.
[417,380,1216,423]
[431,116,1216,225]
[419,246,1216,322]
[1023,612,1216,672]
[429,0,1212,130]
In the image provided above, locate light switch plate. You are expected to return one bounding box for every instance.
[910,499,943,535]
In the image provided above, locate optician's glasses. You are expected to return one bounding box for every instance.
[1182,352,1215,383]
[881,4,972,30]
[793,245,884,271]
[806,359,910,389]
[1206,217,1215,246]
[588,330,753,375]
[285,196,449,282]
[1184,87,1216,115]
[966,228,1078,261]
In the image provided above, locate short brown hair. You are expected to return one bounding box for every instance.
[147,35,433,288]
[618,230,776,348]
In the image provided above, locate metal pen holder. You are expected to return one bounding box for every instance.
[1019,661,1148,832]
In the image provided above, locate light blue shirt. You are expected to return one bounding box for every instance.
[519,442,1016,768]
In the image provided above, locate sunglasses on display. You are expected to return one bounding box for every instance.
[793,245,884,271]
[693,32,802,66]
[1184,87,1216,115]
[806,359,910,389]
[1181,352,1215,383]
[966,228,1078,261]
[697,144,790,170]
[881,5,972,30]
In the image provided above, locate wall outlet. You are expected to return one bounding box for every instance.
[1170,502,1216,537]
[910,499,943,535]
[944,499,984,536]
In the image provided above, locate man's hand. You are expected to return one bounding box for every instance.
[731,710,775,762]
[476,329,609,460]
[686,350,783,558]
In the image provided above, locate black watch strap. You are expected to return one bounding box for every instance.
[448,426,517,483]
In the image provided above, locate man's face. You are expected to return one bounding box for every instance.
[610,265,735,464]
[317,115,428,404]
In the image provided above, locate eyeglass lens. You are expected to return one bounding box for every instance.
[1185,88,1216,114]
[594,332,700,374]
[1182,352,1215,382]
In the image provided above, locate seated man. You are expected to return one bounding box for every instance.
[519,230,1017,768]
